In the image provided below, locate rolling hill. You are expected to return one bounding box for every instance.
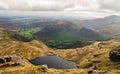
[80,15,120,37]
[0,30,54,60]
[35,20,105,40]
[0,30,120,74]
[34,20,106,48]
[56,38,120,70]
[0,18,18,30]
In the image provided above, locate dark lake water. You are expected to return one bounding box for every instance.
[30,55,77,69]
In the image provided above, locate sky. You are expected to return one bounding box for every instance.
[0,0,120,18]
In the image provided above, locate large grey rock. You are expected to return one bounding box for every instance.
[4,57,11,62]
[0,58,5,64]
[40,64,48,72]
[109,46,120,61]
[0,55,30,65]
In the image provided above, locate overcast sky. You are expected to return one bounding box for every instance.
[0,0,120,18]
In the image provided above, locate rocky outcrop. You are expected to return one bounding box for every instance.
[0,55,30,67]
[0,58,5,64]
[109,46,120,61]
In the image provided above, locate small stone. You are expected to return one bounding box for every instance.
[88,70,93,74]
[40,64,48,72]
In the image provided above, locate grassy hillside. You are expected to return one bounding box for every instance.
[34,20,106,48]
[0,30,54,60]
[15,27,41,39]
[0,30,120,74]
[1,65,119,74]
[56,38,120,70]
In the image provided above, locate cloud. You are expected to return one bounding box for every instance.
[0,0,73,11]
[0,0,99,11]
[0,0,119,17]
[98,0,120,12]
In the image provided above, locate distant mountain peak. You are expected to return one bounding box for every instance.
[104,15,120,19]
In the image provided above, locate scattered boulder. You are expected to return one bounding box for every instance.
[4,57,11,62]
[40,64,48,72]
[88,70,93,74]
[11,62,20,66]
[109,46,120,61]
[93,65,98,70]
[11,56,21,63]
[0,58,5,64]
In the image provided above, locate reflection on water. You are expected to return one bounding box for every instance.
[30,55,77,69]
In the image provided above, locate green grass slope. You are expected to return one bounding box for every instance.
[0,30,54,60]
